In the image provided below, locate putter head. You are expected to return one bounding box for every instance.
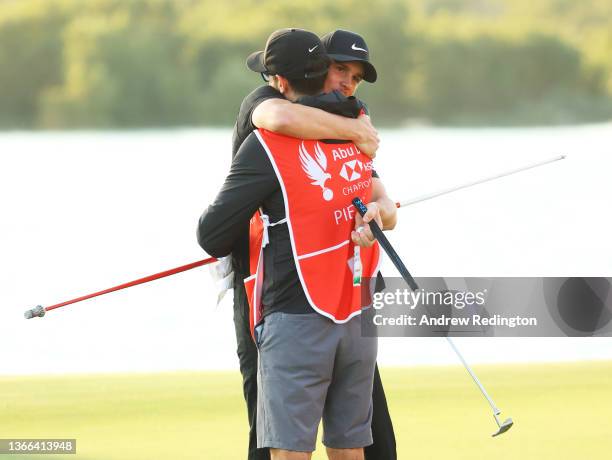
[24,305,46,319]
[492,417,514,437]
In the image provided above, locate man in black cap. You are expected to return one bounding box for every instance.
[320,29,377,97]
[199,27,393,460]
[243,30,379,157]
[225,29,397,460]
[234,31,380,160]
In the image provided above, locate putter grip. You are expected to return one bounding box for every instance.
[351,197,419,291]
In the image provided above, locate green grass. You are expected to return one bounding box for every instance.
[1,362,611,459]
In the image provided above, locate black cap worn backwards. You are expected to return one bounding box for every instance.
[321,29,377,83]
[246,28,329,79]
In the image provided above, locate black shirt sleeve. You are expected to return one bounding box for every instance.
[198,133,278,258]
[231,85,285,157]
[296,90,362,118]
[357,100,375,175]
[360,100,370,116]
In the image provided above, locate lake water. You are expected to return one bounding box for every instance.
[1,124,611,375]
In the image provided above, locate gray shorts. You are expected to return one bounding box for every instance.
[256,311,377,452]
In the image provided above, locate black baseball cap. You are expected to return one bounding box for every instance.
[247,28,329,79]
[321,29,377,83]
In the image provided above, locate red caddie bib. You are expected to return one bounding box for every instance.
[243,129,381,337]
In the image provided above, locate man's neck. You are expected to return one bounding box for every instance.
[267,79,300,102]
[281,86,299,102]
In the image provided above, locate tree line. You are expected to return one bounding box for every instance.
[1,0,611,129]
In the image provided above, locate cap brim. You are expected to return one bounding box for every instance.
[246,51,267,73]
[328,53,377,83]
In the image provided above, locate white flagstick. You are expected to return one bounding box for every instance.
[397,154,566,208]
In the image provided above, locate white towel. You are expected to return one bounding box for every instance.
[209,256,234,305]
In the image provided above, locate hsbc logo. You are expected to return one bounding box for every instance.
[340,160,363,182]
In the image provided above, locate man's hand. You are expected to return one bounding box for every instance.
[352,115,379,159]
[351,201,383,247]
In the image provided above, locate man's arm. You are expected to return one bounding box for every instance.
[252,98,379,158]
[371,178,397,230]
[351,178,397,247]
[197,134,276,257]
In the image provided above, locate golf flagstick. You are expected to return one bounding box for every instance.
[23,257,218,319]
[352,197,513,437]
[396,154,565,208]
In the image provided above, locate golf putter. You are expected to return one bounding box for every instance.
[445,336,514,436]
[352,197,514,437]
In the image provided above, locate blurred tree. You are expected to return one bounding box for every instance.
[419,34,611,124]
[1,0,611,128]
[40,4,204,128]
[0,6,65,128]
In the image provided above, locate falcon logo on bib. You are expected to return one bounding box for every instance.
[299,142,333,201]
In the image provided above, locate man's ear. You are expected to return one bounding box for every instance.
[276,75,289,94]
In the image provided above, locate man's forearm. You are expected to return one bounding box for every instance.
[372,178,397,230]
[253,98,361,140]
[376,196,397,230]
[252,98,379,158]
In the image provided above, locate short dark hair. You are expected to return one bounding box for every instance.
[285,55,330,96]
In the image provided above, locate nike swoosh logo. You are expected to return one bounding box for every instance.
[308,45,318,53]
[351,43,367,52]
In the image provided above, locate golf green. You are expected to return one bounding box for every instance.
[2,361,611,459]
